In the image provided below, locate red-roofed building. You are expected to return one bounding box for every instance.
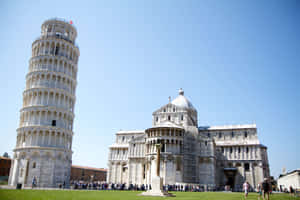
[0,156,11,180]
[71,165,107,182]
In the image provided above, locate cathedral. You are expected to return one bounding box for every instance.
[107,89,270,191]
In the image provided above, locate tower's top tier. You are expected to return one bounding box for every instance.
[41,18,77,43]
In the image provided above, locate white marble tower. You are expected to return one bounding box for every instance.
[8,18,79,188]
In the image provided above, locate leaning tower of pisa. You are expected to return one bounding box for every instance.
[8,18,79,188]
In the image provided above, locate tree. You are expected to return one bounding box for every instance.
[3,152,9,158]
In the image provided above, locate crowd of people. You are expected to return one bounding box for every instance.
[70,181,214,192]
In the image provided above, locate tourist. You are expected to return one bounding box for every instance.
[243,181,249,200]
[289,186,294,196]
[262,178,270,200]
[257,183,262,200]
[32,176,37,189]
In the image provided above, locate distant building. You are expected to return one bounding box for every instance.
[107,89,270,191]
[0,156,12,180]
[70,165,107,182]
[277,169,300,192]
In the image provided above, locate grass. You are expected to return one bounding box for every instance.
[0,189,299,200]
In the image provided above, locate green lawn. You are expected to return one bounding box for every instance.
[0,190,299,200]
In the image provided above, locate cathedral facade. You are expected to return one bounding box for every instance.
[107,89,270,191]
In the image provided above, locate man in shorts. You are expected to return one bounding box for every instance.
[262,178,270,200]
[243,181,249,199]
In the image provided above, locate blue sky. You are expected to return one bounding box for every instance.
[0,0,299,178]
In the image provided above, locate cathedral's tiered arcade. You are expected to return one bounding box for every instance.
[107,89,270,191]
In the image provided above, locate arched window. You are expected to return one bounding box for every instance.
[244,163,250,171]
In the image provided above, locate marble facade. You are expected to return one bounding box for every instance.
[107,89,270,191]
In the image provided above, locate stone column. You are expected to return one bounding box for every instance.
[156,144,161,176]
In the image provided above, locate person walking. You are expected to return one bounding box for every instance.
[32,176,37,189]
[243,181,249,200]
[262,178,270,200]
[257,183,263,200]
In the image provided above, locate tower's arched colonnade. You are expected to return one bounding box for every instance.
[9,18,79,188]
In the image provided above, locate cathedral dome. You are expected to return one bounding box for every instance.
[171,88,196,110]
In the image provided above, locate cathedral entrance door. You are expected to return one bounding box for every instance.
[224,168,237,191]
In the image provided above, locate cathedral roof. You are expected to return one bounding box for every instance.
[171,88,196,111]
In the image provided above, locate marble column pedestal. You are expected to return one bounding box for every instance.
[140,176,174,197]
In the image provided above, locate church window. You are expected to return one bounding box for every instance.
[117,149,119,154]
[161,144,165,152]
[230,147,233,154]
[143,164,146,179]
[52,120,56,126]
[32,162,36,168]
[156,117,158,122]
[122,136,125,142]
[231,132,234,138]
[176,157,181,171]
[181,115,184,121]
[219,132,222,138]
[238,147,241,153]
[163,109,166,112]
[55,46,59,55]
[168,115,171,121]
[244,163,250,171]
[246,147,249,153]
[245,131,248,138]
[47,26,52,32]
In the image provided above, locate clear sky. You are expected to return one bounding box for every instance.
[0,0,299,179]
